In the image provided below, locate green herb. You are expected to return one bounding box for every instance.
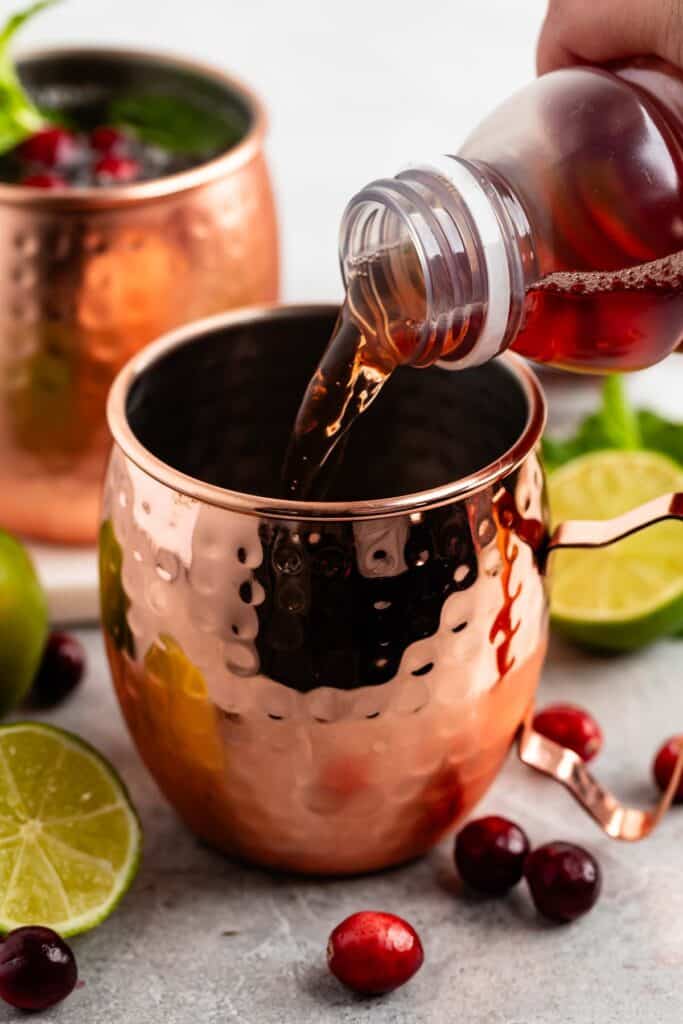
[542,375,683,472]
[109,93,243,155]
[599,375,642,450]
[637,408,683,467]
[0,1,55,153]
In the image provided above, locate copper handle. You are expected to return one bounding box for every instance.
[519,707,683,840]
[547,492,683,554]
[519,491,683,841]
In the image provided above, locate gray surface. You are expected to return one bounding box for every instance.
[4,628,682,1024]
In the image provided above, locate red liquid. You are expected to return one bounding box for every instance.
[284,253,683,498]
[285,254,683,500]
[457,60,683,370]
[282,309,390,498]
[282,283,399,498]
[514,251,683,372]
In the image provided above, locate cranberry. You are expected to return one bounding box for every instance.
[653,736,683,802]
[90,126,128,154]
[532,703,603,762]
[454,815,530,895]
[94,155,141,183]
[27,631,85,709]
[524,842,601,923]
[327,911,423,995]
[20,173,67,189]
[18,128,76,168]
[0,927,78,1010]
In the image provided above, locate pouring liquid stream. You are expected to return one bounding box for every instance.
[281,256,421,499]
[283,247,683,501]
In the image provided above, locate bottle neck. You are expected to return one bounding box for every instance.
[338,157,535,369]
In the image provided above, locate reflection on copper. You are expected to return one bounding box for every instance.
[490,493,521,677]
[519,706,683,840]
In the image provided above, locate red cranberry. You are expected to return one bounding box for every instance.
[327,911,423,995]
[20,173,67,189]
[94,155,141,183]
[18,128,76,168]
[0,927,78,1010]
[532,703,603,762]
[27,631,85,709]
[90,126,128,154]
[653,736,683,802]
[454,815,530,895]
[524,842,601,923]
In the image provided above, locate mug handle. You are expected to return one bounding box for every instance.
[518,491,683,841]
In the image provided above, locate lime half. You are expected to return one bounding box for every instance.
[0,723,141,936]
[549,450,683,651]
[0,531,48,716]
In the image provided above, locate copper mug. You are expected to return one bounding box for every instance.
[100,304,683,875]
[0,48,278,544]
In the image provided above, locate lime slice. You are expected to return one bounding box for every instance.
[549,450,683,651]
[0,723,141,936]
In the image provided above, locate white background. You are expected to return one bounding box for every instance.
[18,0,549,300]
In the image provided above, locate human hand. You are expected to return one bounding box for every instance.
[537,0,683,74]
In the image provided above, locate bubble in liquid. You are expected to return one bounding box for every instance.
[537,249,683,296]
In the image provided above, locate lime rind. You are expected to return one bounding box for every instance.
[0,722,141,937]
[0,530,48,716]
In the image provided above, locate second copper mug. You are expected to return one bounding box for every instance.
[101,305,683,875]
[0,48,278,544]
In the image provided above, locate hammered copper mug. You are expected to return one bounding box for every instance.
[100,304,683,875]
[0,48,278,544]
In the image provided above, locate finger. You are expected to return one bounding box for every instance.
[537,0,670,74]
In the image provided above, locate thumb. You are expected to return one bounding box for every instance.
[537,0,682,74]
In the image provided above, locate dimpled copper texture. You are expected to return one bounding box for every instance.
[0,49,278,544]
[101,305,550,875]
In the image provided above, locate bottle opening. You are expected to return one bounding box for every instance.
[339,187,436,367]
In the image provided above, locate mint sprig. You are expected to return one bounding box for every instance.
[0,1,56,154]
[0,1,243,162]
[542,376,683,472]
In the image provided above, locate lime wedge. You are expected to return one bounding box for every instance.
[548,450,683,651]
[0,530,48,716]
[0,723,141,936]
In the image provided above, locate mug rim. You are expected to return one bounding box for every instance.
[0,45,267,208]
[106,303,548,522]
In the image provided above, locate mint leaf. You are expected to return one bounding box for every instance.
[542,411,613,472]
[542,375,683,471]
[109,93,244,155]
[638,409,683,467]
[0,1,55,154]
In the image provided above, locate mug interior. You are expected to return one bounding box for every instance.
[125,309,530,503]
[16,50,250,148]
